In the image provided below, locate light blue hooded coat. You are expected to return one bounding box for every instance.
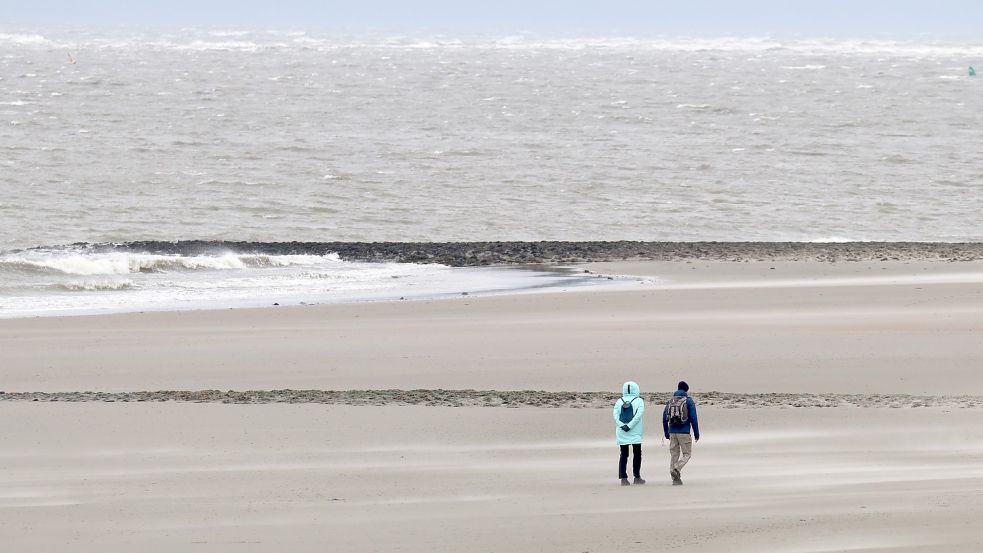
[613,381,645,445]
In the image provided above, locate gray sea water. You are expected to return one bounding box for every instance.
[2,30,983,316]
[3,30,983,250]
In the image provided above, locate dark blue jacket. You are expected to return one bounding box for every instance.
[662,390,699,440]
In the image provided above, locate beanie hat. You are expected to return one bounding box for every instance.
[677,381,689,392]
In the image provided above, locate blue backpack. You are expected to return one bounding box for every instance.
[619,397,637,424]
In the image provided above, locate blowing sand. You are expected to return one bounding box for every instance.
[2,260,983,551]
[3,403,982,552]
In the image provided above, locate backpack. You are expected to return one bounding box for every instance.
[619,397,637,424]
[666,396,689,426]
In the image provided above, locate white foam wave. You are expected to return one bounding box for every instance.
[55,280,134,292]
[482,37,983,57]
[806,237,865,243]
[0,251,341,276]
[170,40,285,52]
[20,32,983,57]
[0,33,52,46]
[0,251,598,318]
[207,30,251,38]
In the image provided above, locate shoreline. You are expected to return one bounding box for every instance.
[0,263,625,320]
[0,264,640,320]
[5,256,983,321]
[18,240,983,266]
[5,242,983,320]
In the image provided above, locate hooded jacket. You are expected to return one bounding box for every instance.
[613,381,645,445]
[662,389,700,440]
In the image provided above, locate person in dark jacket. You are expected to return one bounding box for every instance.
[662,381,700,485]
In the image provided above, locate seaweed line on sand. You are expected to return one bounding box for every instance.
[1,390,982,409]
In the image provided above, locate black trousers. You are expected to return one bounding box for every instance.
[618,443,642,479]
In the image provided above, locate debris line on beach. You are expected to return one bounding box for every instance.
[2,389,981,409]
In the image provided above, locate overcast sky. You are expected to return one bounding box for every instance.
[3,0,981,36]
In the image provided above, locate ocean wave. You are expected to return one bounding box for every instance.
[375,36,983,57]
[167,39,288,52]
[19,32,983,57]
[0,251,341,276]
[806,236,866,243]
[207,30,251,38]
[0,32,58,47]
[53,280,135,292]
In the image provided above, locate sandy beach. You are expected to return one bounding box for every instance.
[3,259,983,551]
[3,260,982,394]
[3,403,983,552]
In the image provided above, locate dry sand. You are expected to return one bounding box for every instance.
[2,260,983,551]
[2,403,982,552]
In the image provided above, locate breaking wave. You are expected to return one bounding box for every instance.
[53,280,135,292]
[0,32,58,47]
[0,244,600,318]
[6,30,983,57]
[0,251,341,276]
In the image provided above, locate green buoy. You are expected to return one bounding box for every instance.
[970,66,977,77]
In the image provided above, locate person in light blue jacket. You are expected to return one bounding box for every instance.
[612,381,646,486]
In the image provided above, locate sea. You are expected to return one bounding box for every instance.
[2,30,982,316]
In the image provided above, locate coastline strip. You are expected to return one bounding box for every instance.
[2,390,982,408]
[23,241,983,266]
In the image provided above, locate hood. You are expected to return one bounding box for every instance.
[673,389,688,397]
[622,381,640,399]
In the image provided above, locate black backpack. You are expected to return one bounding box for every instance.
[619,397,637,424]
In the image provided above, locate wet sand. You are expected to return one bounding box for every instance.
[2,261,982,394]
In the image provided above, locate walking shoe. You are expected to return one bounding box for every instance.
[670,468,681,480]
[633,477,646,485]
[672,477,683,486]
[621,478,631,486]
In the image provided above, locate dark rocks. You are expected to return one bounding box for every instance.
[45,241,983,267]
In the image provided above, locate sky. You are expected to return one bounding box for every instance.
[2,0,981,37]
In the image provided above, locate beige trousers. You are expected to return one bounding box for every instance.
[669,433,693,473]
